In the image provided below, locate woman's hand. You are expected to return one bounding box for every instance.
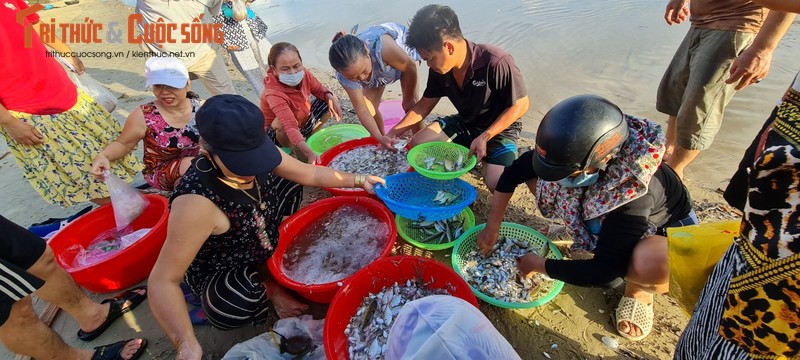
[477,226,500,256]
[90,153,111,180]
[4,118,44,145]
[377,134,399,151]
[326,93,343,121]
[303,149,319,165]
[176,339,202,360]
[516,253,546,276]
[361,175,385,194]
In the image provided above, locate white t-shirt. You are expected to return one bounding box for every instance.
[136,0,222,66]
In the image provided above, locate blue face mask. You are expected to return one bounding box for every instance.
[278,70,305,86]
[557,171,600,188]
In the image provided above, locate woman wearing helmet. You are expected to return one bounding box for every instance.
[477,95,696,341]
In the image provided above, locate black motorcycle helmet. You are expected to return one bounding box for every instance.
[532,95,629,181]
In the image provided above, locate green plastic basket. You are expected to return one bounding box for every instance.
[307,124,370,155]
[407,142,477,180]
[451,222,564,309]
[396,207,476,250]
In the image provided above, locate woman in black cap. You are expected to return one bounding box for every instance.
[147,95,384,359]
[477,95,695,341]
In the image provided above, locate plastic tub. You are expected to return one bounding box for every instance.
[451,222,564,309]
[395,207,476,251]
[48,194,170,293]
[375,172,477,221]
[378,99,404,133]
[324,256,478,359]
[267,196,397,303]
[316,137,412,197]
[307,124,370,155]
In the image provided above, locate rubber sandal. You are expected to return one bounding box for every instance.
[91,338,148,360]
[615,296,654,341]
[189,307,209,325]
[180,282,201,307]
[78,286,148,341]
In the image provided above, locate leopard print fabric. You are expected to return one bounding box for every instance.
[718,86,800,359]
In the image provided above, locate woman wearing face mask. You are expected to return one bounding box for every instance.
[476,95,696,341]
[260,42,342,164]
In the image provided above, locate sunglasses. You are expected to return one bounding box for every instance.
[270,330,317,358]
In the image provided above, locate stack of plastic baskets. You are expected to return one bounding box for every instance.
[376,141,478,249]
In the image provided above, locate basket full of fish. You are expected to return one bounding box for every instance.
[324,256,478,360]
[317,137,412,196]
[452,222,564,309]
[407,141,477,180]
[395,207,475,250]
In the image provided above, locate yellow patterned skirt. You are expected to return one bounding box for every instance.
[1,90,142,207]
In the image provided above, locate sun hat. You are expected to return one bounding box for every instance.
[144,56,189,88]
[196,95,282,176]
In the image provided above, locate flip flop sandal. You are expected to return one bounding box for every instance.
[91,338,148,360]
[78,285,148,341]
[615,296,654,341]
[189,307,209,325]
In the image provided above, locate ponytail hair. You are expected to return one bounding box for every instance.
[328,34,368,71]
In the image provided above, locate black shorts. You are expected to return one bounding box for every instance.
[0,215,46,326]
[435,114,521,166]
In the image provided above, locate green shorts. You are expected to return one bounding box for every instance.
[435,115,520,166]
[656,27,755,150]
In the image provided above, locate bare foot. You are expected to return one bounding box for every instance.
[265,281,308,318]
[617,290,653,338]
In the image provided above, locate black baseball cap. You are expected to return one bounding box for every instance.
[196,95,282,176]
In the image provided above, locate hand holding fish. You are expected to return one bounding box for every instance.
[477,226,500,256]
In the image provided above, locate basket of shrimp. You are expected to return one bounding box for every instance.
[324,256,478,360]
[407,141,477,180]
[317,137,412,196]
[395,207,475,250]
[374,172,477,222]
[451,222,564,309]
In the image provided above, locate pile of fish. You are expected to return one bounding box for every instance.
[329,145,409,178]
[346,280,449,360]
[410,216,464,244]
[420,152,466,172]
[282,205,389,285]
[462,236,554,303]
[432,190,459,205]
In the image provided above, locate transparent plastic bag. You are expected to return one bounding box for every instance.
[66,70,117,113]
[222,315,325,360]
[386,295,521,360]
[104,170,147,231]
[61,226,152,269]
[667,220,740,315]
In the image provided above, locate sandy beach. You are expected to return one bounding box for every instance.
[0,0,745,358]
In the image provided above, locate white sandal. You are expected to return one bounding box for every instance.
[615,296,654,341]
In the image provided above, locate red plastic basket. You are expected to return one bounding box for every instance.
[267,196,397,303]
[323,256,479,359]
[48,194,169,293]
[316,137,412,196]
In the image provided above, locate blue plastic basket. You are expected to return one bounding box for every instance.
[375,172,477,221]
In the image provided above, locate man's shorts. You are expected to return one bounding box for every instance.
[656,27,756,151]
[0,216,46,326]
[435,115,520,166]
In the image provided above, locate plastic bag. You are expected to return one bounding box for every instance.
[61,227,152,269]
[667,220,740,316]
[66,70,117,113]
[222,315,325,360]
[104,170,147,231]
[386,295,521,360]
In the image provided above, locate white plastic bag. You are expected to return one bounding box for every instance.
[386,295,521,360]
[222,315,325,360]
[104,170,147,231]
[68,71,117,113]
